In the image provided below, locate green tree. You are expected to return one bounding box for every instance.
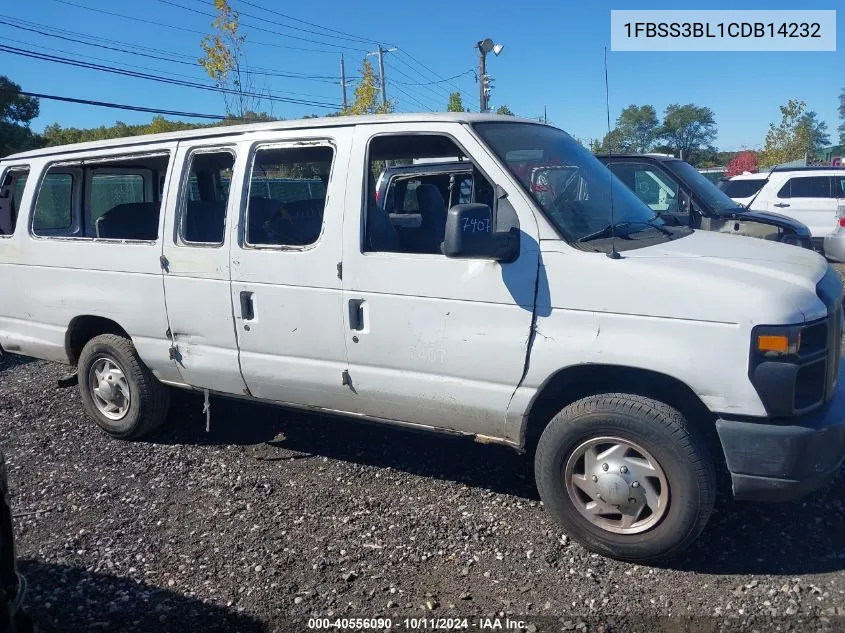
[761,99,828,166]
[594,128,626,154]
[839,87,845,145]
[446,92,465,112]
[616,104,659,153]
[659,103,717,162]
[796,110,830,156]
[199,0,259,119]
[0,76,40,156]
[349,58,392,115]
[495,104,514,116]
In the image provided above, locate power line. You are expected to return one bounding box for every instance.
[154,0,369,53]
[389,84,434,112]
[391,69,475,87]
[3,88,226,119]
[393,49,475,104]
[229,0,385,46]
[0,18,350,83]
[48,0,356,54]
[0,36,338,103]
[0,44,343,109]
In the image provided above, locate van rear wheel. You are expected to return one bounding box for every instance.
[77,334,170,440]
[534,393,715,562]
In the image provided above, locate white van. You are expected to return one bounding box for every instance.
[1,114,843,562]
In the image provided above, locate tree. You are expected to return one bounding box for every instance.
[495,104,514,116]
[348,58,392,115]
[795,110,830,156]
[199,0,261,120]
[840,87,845,145]
[616,104,659,153]
[594,128,625,154]
[446,92,465,112]
[0,76,40,156]
[725,151,759,178]
[760,99,829,166]
[659,103,717,163]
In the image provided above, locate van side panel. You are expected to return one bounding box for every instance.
[0,149,181,384]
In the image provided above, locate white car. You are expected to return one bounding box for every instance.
[1,113,844,562]
[720,167,845,260]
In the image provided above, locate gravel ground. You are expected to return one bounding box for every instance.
[1,267,845,633]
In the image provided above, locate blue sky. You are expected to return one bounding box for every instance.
[1,0,841,151]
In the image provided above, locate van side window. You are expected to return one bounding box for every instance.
[33,172,74,233]
[365,135,493,254]
[0,168,29,236]
[88,173,146,236]
[180,151,235,245]
[246,145,332,247]
[32,154,169,240]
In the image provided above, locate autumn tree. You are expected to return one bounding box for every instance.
[594,128,626,154]
[761,99,829,166]
[725,151,758,178]
[199,0,263,120]
[659,103,717,162]
[616,104,659,153]
[0,76,40,156]
[446,92,465,112]
[495,104,514,116]
[349,58,392,115]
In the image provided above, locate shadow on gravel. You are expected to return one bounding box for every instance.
[18,560,266,633]
[156,390,539,500]
[0,355,35,373]
[157,392,845,576]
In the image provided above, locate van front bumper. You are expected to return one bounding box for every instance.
[716,375,845,502]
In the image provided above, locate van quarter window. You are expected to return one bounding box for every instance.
[180,150,235,245]
[32,172,74,233]
[365,134,494,255]
[246,145,333,247]
[0,167,29,236]
[32,153,170,240]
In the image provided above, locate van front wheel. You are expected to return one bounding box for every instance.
[534,393,715,562]
[77,334,170,440]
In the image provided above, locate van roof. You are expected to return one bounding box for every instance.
[4,113,541,161]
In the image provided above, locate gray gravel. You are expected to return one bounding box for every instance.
[1,267,845,633]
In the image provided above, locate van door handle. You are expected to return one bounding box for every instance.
[240,291,255,321]
[348,299,365,331]
[774,203,790,208]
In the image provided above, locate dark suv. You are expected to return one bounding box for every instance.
[596,154,813,250]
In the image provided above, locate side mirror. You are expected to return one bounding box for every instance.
[442,203,519,263]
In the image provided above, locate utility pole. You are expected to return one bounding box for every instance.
[340,54,348,111]
[478,45,487,113]
[544,105,547,124]
[367,45,397,109]
[476,38,503,113]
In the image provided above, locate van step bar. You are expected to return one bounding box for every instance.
[57,372,78,388]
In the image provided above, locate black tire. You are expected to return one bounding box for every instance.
[77,334,170,440]
[534,393,715,562]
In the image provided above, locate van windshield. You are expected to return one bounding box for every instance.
[474,122,682,247]
[666,160,744,214]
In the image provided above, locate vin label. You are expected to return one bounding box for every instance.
[611,10,836,51]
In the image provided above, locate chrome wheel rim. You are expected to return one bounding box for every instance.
[88,357,131,421]
[564,436,670,535]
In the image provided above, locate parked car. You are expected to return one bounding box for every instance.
[596,154,813,249]
[720,167,845,260]
[1,114,843,563]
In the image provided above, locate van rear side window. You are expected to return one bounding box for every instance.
[33,172,74,232]
[0,167,29,236]
[32,153,170,240]
[246,145,333,247]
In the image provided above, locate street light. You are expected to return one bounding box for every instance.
[476,38,503,113]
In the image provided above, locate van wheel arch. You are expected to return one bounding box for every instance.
[522,365,724,475]
[65,316,130,365]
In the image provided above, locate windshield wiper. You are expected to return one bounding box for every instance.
[577,219,671,243]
